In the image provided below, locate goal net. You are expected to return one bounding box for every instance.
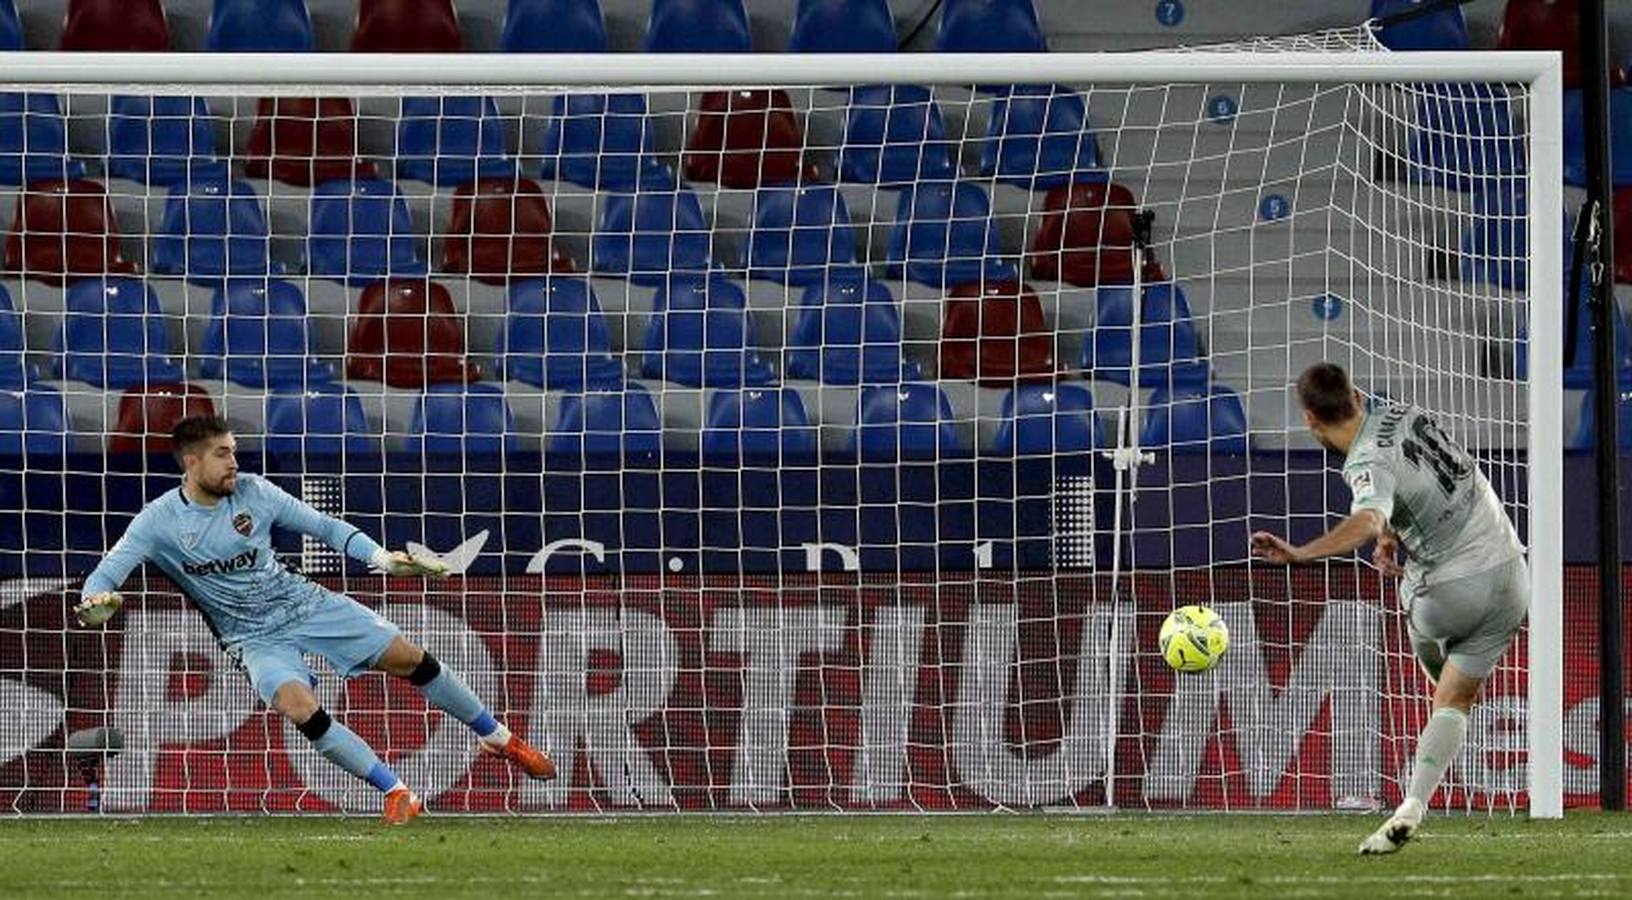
[0,35,1565,815]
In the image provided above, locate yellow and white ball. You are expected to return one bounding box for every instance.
[1159,605,1230,673]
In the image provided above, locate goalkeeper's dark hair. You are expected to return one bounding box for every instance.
[171,415,234,466]
[1297,362,1360,425]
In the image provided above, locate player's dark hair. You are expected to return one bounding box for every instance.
[171,415,234,466]
[1297,362,1360,425]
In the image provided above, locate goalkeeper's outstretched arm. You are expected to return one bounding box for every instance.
[76,510,159,625]
[263,477,447,576]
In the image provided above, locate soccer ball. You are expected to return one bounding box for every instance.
[1159,605,1229,673]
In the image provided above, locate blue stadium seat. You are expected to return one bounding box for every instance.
[850,382,963,461]
[263,384,377,456]
[540,93,661,190]
[1082,282,1208,387]
[548,387,663,456]
[502,0,608,52]
[837,85,956,186]
[57,277,185,389]
[885,182,1017,287]
[307,178,426,285]
[395,96,517,187]
[496,276,624,390]
[641,274,775,387]
[1515,297,1632,391]
[591,179,715,285]
[0,387,68,456]
[991,383,1103,455]
[980,85,1103,189]
[936,0,1045,52]
[406,383,518,455]
[151,176,274,282]
[0,0,21,50]
[198,279,333,389]
[207,0,315,52]
[1140,383,1250,453]
[106,96,220,186]
[0,93,85,185]
[741,185,858,285]
[645,0,751,52]
[0,286,34,390]
[1370,0,1469,50]
[1460,180,1528,291]
[786,271,920,384]
[1570,391,1632,451]
[789,0,896,52]
[1563,87,1632,189]
[1407,83,1524,192]
[700,388,817,459]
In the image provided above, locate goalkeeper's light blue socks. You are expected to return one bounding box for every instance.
[408,652,510,747]
[301,708,403,794]
[1406,706,1468,808]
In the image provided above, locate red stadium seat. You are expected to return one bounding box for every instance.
[683,90,814,189]
[1028,181,1141,287]
[4,179,140,286]
[1497,0,1626,88]
[244,98,380,187]
[1616,188,1632,285]
[109,383,215,454]
[441,177,577,285]
[939,280,1055,386]
[60,0,170,51]
[347,278,481,388]
[351,0,462,52]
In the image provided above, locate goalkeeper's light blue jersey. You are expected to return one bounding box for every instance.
[81,473,383,644]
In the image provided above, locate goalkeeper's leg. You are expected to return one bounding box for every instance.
[268,681,422,825]
[373,636,557,781]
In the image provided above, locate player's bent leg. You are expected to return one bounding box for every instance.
[271,680,422,825]
[373,636,556,782]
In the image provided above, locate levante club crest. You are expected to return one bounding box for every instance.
[233,513,253,536]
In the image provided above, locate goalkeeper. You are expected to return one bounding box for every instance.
[75,415,555,824]
[1249,363,1527,855]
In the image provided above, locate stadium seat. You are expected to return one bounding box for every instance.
[1617,188,1632,284]
[1028,180,1140,286]
[57,277,184,389]
[641,274,775,388]
[1082,281,1207,388]
[990,382,1103,455]
[207,0,315,52]
[0,286,34,390]
[264,384,377,456]
[700,388,818,459]
[1139,383,1250,453]
[151,176,274,283]
[849,382,963,461]
[885,182,1017,287]
[590,181,714,285]
[0,0,20,50]
[789,0,896,52]
[1569,391,1632,451]
[1460,180,1528,291]
[0,388,68,456]
[548,387,663,456]
[307,178,426,285]
[683,90,811,189]
[496,276,624,390]
[347,278,481,388]
[245,97,380,187]
[106,96,221,186]
[60,0,170,51]
[935,0,1045,53]
[645,0,751,52]
[442,177,575,284]
[198,279,333,389]
[0,93,85,186]
[406,383,517,455]
[1497,0,1587,88]
[1563,88,1632,189]
[786,271,919,384]
[1560,302,1632,390]
[837,85,957,186]
[741,185,857,285]
[540,93,662,191]
[502,0,608,52]
[1370,0,1469,51]
[395,96,517,187]
[109,383,215,454]
[4,179,140,287]
[1407,83,1524,193]
[351,0,462,52]
[980,86,1103,190]
[939,280,1055,386]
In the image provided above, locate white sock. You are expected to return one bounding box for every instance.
[480,721,512,748]
[1406,707,1468,809]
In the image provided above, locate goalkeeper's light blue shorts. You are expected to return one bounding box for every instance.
[230,593,402,704]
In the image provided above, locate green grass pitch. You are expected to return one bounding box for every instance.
[3,813,1630,899]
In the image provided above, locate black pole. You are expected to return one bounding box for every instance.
[1580,0,1626,811]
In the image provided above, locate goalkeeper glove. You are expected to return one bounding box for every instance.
[370,548,450,577]
[74,592,124,627]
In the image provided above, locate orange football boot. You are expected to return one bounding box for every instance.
[480,732,557,781]
[382,787,423,825]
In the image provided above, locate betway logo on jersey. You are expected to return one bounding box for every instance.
[181,548,258,577]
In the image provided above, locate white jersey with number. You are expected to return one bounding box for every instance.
[1341,403,1524,587]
